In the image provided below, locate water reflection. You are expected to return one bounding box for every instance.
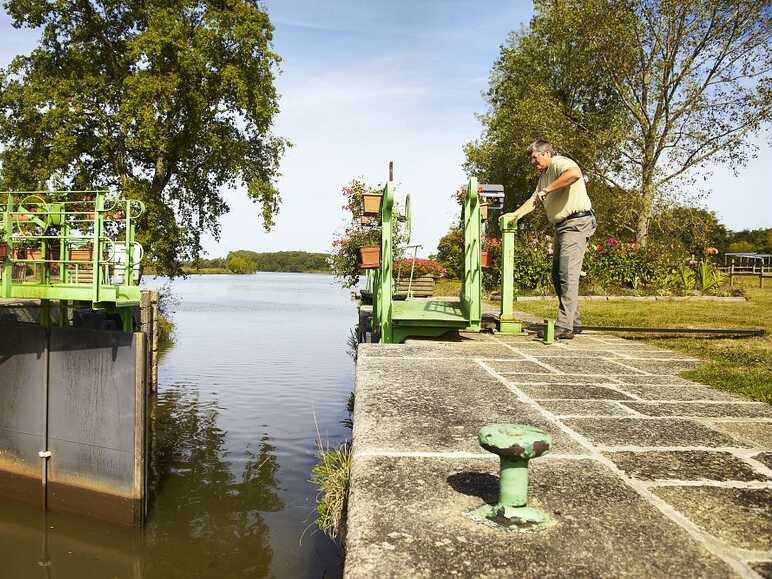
[144,385,283,577]
[0,384,283,579]
[1,273,354,579]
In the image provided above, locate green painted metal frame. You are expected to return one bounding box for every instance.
[373,179,482,343]
[0,190,145,330]
[497,212,528,335]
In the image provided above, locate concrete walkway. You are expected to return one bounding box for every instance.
[346,331,771,578]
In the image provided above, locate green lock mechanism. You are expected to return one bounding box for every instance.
[467,424,556,531]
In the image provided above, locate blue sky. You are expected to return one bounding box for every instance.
[1,1,769,257]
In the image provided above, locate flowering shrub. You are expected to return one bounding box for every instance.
[341,179,381,221]
[394,258,446,279]
[435,221,733,295]
[330,178,407,288]
[330,227,382,288]
[582,237,685,292]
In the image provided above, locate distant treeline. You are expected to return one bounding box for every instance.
[186,251,331,274]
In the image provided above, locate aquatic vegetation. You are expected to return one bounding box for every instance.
[310,441,352,541]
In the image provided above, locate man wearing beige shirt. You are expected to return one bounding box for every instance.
[510,139,596,339]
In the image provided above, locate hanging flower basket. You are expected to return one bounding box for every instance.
[359,246,381,269]
[481,250,492,269]
[362,193,383,217]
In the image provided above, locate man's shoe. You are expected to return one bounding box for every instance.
[555,327,574,340]
[536,325,575,340]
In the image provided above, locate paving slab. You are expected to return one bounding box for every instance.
[531,357,648,376]
[652,487,772,551]
[707,422,772,447]
[612,358,700,374]
[501,374,620,384]
[345,456,734,578]
[605,451,770,482]
[753,452,772,469]
[751,561,772,578]
[483,359,557,374]
[539,400,634,417]
[612,383,745,401]
[563,418,749,448]
[614,375,696,385]
[620,402,772,418]
[354,357,586,455]
[359,342,522,359]
[518,384,636,401]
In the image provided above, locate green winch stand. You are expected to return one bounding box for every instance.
[372,179,482,343]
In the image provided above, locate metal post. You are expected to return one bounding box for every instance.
[461,178,481,331]
[378,182,395,342]
[498,216,527,335]
[2,193,13,298]
[730,259,735,287]
[92,192,103,303]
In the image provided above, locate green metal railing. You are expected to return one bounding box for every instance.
[0,190,145,329]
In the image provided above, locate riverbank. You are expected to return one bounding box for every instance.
[346,331,772,577]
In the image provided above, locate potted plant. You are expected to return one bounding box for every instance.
[330,227,382,287]
[359,245,381,269]
[362,192,383,217]
[481,250,492,269]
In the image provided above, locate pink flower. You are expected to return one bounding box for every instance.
[606,238,619,247]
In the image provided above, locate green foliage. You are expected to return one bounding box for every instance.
[0,0,287,276]
[222,250,329,274]
[726,229,772,254]
[329,178,407,288]
[509,233,553,293]
[696,260,725,293]
[330,226,382,288]
[435,226,464,280]
[466,0,771,246]
[668,263,697,292]
[310,441,352,540]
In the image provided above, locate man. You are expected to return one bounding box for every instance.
[510,139,596,339]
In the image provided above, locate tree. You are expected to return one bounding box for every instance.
[435,226,464,280]
[467,0,771,245]
[0,0,287,275]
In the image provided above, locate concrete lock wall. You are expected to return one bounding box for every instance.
[0,321,148,526]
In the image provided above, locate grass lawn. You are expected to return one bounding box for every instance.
[510,287,772,403]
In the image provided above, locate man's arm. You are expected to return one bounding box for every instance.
[536,166,581,202]
[499,194,538,230]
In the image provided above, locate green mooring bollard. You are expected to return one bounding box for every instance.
[543,319,555,345]
[467,424,555,530]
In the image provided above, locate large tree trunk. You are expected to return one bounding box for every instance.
[636,166,656,247]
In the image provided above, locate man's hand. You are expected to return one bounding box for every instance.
[534,188,548,205]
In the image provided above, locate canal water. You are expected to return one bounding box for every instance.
[0,273,357,578]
